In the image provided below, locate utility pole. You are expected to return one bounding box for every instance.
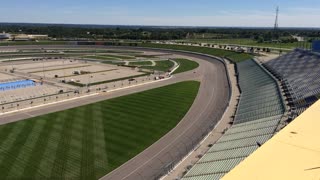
[274,6,282,56]
[274,6,279,31]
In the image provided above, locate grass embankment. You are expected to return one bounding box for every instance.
[176,38,310,49]
[142,60,174,71]
[139,43,252,63]
[129,59,199,74]
[101,61,126,66]
[0,81,200,179]
[172,59,199,74]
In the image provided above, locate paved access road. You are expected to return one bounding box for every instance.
[0,46,230,180]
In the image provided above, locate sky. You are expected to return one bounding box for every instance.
[1,0,319,27]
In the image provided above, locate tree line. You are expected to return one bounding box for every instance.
[0,23,319,41]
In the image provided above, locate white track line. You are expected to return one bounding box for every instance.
[116,86,215,180]
[159,97,230,180]
[0,76,173,116]
[105,76,173,93]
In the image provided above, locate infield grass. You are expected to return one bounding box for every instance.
[0,81,200,180]
[176,38,310,49]
[173,59,199,74]
[139,43,252,63]
[143,60,174,72]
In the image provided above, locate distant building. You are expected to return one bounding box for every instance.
[291,35,305,42]
[28,34,49,40]
[12,34,49,41]
[12,34,30,41]
[0,33,11,41]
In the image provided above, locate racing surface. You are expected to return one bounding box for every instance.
[0,46,231,180]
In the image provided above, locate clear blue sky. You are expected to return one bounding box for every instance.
[1,0,319,27]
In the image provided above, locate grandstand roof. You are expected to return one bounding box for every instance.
[222,100,320,180]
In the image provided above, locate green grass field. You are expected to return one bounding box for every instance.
[101,61,126,65]
[0,81,200,179]
[139,43,252,63]
[143,60,175,72]
[173,59,199,74]
[176,38,310,49]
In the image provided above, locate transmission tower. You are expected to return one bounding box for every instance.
[274,6,279,30]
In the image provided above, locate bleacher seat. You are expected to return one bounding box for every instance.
[182,60,285,180]
[264,49,320,113]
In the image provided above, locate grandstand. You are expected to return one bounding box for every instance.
[264,49,320,117]
[182,59,285,180]
[222,99,320,180]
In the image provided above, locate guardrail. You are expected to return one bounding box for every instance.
[0,72,168,115]
[0,91,79,114]
[252,58,287,111]
[116,46,232,102]
[107,46,233,180]
[1,44,233,180]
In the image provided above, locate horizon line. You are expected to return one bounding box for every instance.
[1,22,320,29]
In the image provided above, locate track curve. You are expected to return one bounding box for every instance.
[100,47,231,180]
[1,45,231,180]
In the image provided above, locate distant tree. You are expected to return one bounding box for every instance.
[257,36,264,43]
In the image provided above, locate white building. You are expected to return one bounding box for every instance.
[11,34,49,41]
[0,33,11,40]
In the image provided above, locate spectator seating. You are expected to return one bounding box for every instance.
[264,49,320,113]
[182,60,285,180]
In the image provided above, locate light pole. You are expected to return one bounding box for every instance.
[63,57,66,82]
[42,51,46,78]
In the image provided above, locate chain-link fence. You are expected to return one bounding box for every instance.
[89,73,166,92]
[0,73,168,114]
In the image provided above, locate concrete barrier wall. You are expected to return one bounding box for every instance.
[0,73,167,114]
[0,91,79,113]
[89,73,165,92]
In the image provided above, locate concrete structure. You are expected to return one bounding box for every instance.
[264,49,320,117]
[11,34,49,41]
[181,59,285,180]
[28,34,49,40]
[292,35,305,42]
[223,100,320,180]
[0,33,11,40]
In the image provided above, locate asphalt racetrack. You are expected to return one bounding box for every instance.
[0,46,231,180]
